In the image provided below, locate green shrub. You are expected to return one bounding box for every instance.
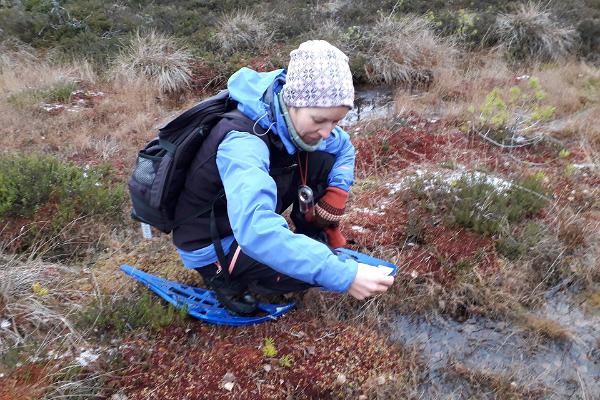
[451,172,547,235]
[411,171,548,236]
[496,221,544,260]
[494,3,577,62]
[78,291,187,335]
[0,154,124,220]
[0,154,125,256]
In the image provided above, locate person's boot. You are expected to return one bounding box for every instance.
[208,272,258,316]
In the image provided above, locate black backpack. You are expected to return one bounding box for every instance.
[128,90,238,233]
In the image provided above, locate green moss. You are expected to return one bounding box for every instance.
[78,291,187,335]
[7,81,76,109]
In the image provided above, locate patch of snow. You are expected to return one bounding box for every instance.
[351,225,368,233]
[354,207,385,216]
[76,349,99,366]
[387,169,513,195]
[573,163,594,170]
[1,319,10,329]
[40,103,65,113]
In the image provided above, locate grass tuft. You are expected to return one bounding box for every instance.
[494,2,577,63]
[215,10,273,55]
[362,14,456,88]
[112,30,192,95]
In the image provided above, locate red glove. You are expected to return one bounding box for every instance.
[311,187,348,248]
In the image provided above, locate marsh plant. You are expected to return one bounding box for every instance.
[215,10,273,55]
[468,76,557,145]
[494,2,577,63]
[362,14,455,87]
[411,171,548,236]
[0,154,125,253]
[112,30,192,95]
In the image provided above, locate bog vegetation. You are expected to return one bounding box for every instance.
[0,0,599,398]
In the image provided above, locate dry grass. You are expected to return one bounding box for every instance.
[394,51,513,119]
[495,2,577,63]
[394,54,600,147]
[0,52,167,160]
[112,30,192,95]
[363,14,457,87]
[0,254,88,362]
[215,10,273,54]
[517,313,572,342]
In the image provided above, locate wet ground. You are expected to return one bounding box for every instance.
[341,86,394,126]
[390,292,600,399]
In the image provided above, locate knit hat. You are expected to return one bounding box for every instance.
[283,40,354,109]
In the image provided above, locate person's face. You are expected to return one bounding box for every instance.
[288,106,349,145]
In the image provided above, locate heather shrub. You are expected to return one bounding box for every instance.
[0,154,124,219]
[411,171,548,236]
[494,2,577,62]
[0,153,125,254]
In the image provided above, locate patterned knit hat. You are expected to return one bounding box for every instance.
[283,40,354,109]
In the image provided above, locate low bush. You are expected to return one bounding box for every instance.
[494,2,577,63]
[411,171,548,236]
[0,153,126,254]
[0,154,123,219]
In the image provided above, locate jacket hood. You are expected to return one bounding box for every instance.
[227,67,299,154]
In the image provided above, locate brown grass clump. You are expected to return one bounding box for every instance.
[446,362,549,399]
[517,313,572,342]
[112,30,192,96]
[363,14,456,88]
[495,2,577,63]
[395,51,514,120]
[215,10,273,55]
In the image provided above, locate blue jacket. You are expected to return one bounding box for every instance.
[178,68,358,292]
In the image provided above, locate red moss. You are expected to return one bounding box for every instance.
[116,312,415,399]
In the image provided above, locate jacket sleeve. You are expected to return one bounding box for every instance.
[321,126,355,192]
[216,130,358,292]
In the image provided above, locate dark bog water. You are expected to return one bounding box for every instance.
[390,293,600,399]
[341,86,394,126]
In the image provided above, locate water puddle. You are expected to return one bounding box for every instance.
[341,86,394,126]
[389,292,600,398]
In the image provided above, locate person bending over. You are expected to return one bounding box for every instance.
[173,40,394,315]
